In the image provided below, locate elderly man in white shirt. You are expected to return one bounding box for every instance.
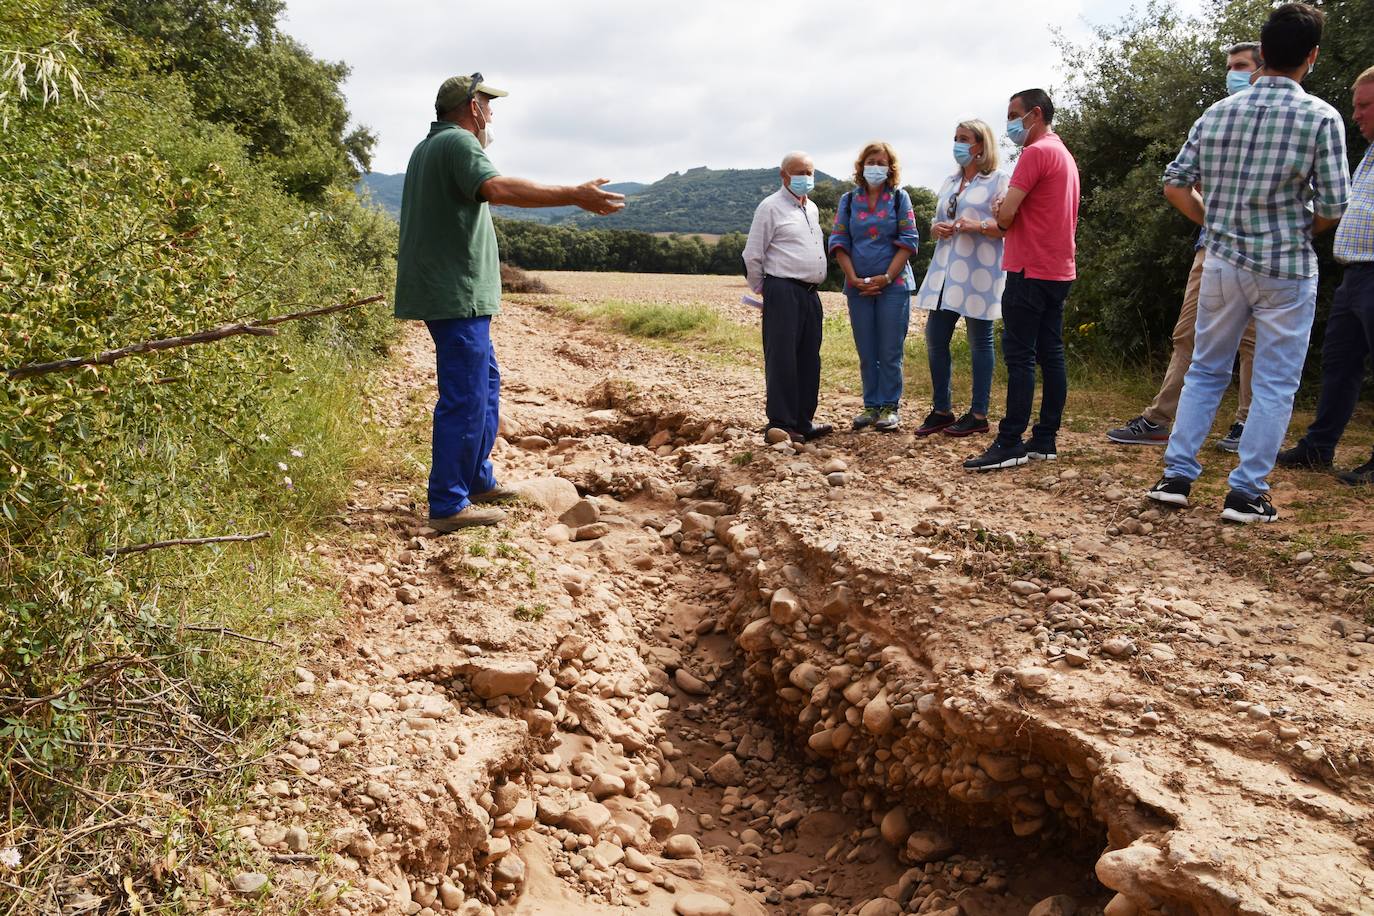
[743,151,831,442]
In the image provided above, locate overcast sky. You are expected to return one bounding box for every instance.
[281,0,1205,193]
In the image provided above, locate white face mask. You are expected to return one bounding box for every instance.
[473,101,494,148]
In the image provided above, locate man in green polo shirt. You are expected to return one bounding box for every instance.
[395,72,625,531]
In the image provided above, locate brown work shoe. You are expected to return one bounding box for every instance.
[471,484,519,503]
[428,505,506,532]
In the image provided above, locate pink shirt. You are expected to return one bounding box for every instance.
[1003,132,1081,281]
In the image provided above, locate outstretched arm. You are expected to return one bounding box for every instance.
[480,176,625,215]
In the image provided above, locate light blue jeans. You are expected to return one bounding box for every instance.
[847,287,910,408]
[1164,255,1317,497]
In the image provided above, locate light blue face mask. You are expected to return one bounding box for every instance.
[862,165,889,186]
[1006,115,1029,147]
[788,173,815,197]
[1227,70,1253,95]
[953,142,974,166]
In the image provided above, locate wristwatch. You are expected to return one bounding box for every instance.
[980,219,990,232]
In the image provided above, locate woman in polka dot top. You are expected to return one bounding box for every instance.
[913,118,1010,439]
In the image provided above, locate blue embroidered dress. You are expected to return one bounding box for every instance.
[915,170,1010,320]
[828,186,921,287]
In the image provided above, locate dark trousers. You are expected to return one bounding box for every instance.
[1298,264,1374,460]
[762,276,823,432]
[425,317,499,518]
[997,271,1072,449]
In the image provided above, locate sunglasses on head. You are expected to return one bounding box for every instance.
[467,72,483,104]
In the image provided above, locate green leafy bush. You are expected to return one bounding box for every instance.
[0,0,396,903]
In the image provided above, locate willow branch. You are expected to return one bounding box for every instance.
[5,294,385,380]
[106,531,269,557]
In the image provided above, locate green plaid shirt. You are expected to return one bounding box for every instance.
[1334,146,1374,263]
[1164,77,1349,279]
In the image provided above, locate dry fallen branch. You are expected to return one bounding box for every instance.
[106,531,269,557]
[5,294,385,380]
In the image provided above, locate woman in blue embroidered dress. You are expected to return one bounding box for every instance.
[829,141,921,432]
[913,119,1009,438]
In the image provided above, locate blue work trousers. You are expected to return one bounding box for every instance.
[425,317,499,518]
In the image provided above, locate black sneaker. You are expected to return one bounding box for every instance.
[1217,422,1244,453]
[1027,444,1057,461]
[1107,415,1169,445]
[802,423,833,441]
[1220,489,1278,524]
[916,410,957,437]
[1146,476,1191,507]
[1338,458,1374,486]
[942,411,990,438]
[1275,443,1332,470]
[963,441,1028,472]
[852,407,881,430]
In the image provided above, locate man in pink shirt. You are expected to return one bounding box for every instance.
[964,88,1081,471]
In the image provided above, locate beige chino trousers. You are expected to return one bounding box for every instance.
[1143,247,1255,427]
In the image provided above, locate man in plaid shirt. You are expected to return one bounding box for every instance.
[1147,2,1350,524]
[1279,65,1374,483]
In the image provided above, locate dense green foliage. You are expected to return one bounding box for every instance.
[1056,0,1374,366]
[0,0,394,901]
[105,0,377,200]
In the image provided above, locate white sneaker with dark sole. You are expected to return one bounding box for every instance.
[1220,490,1278,523]
[1146,476,1191,506]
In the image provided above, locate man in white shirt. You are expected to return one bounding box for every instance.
[743,151,831,442]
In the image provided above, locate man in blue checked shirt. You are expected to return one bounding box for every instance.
[1146,2,1350,524]
[1278,66,1374,484]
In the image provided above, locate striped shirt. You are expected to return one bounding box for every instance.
[1335,146,1374,264]
[1164,76,1349,279]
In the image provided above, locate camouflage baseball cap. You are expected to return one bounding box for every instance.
[436,73,509,115]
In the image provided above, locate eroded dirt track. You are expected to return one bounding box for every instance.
[207,294,1374,916]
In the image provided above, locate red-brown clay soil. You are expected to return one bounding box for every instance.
[200,278,1374,916]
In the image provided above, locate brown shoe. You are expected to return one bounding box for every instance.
[471,484,519,503]
[428,505,506,532]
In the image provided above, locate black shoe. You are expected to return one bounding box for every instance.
[916,410,957,437]
[1216,422,1244,453]
[1275,443,1332,470]
[1146,476,1191,507]
[1338,458,1374,486]
[942,411,990,438]
[963,441,1028,472]
[1220,489,1278,524]
[802,423,833,441]
[1106,415,1169,445]
[1027,443,1058,461]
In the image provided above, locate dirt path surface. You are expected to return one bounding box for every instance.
[200,282,1374,916]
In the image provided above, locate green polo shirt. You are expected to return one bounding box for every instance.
[393,122,502,320]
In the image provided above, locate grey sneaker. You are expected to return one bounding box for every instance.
[874,406,900,432]
[1106,415,1168,445]
[1217,422,1243,453]
[852,407,881,430]
[428,505,507,532]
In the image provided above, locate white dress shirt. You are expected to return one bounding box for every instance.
[742,186,827,293]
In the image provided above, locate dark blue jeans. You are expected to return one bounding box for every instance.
[997,271,1072,450]
[1297,264,1374,461]
[425,317,499,518]
[925,307,995,416]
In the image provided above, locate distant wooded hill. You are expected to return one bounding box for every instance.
[356,166,839,235]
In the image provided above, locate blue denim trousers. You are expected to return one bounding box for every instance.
[847,287,910,408]
[1296,264,1374,460]
[425,317,500,518]
[1164,255,1317,497]
[924,307,995,416]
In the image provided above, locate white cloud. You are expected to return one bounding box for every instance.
[281,0,1208,192]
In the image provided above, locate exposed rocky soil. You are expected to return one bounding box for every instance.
[192,279,1374,916]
